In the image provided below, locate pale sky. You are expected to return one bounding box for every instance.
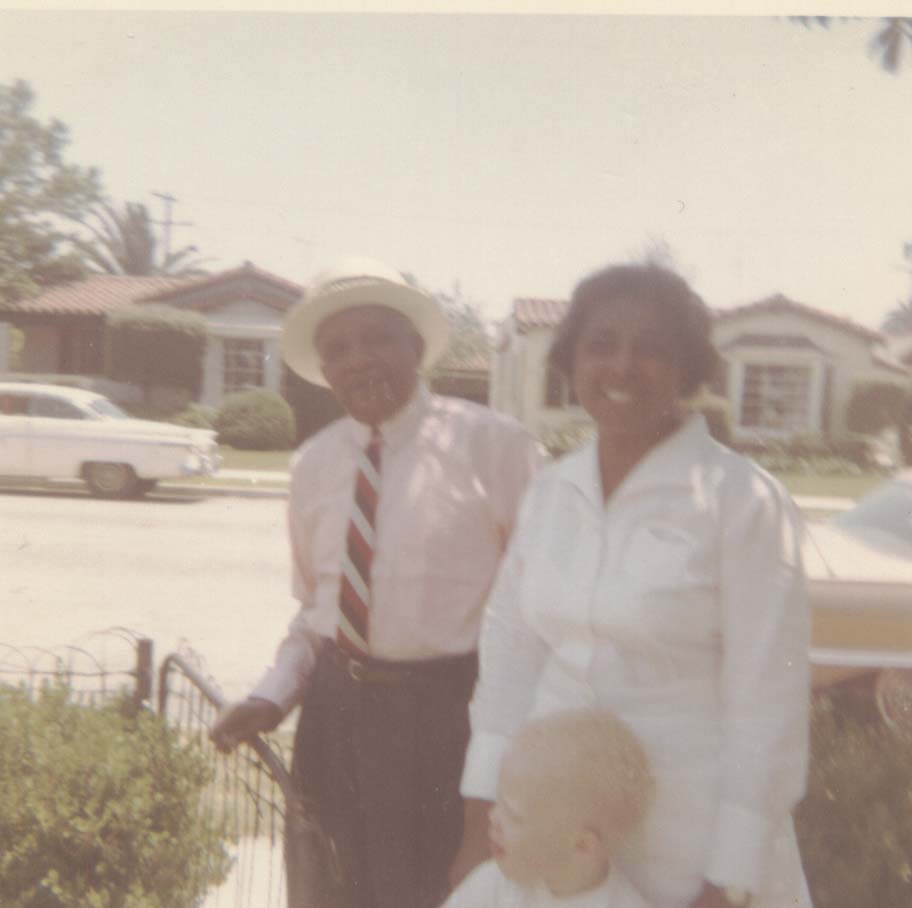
[2,10,912,328]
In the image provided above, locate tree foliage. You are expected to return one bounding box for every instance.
[793,17,912,75]
[104,304,207,402]
[433,279,492,366]
[845,381,910,436]
[0,684,231,908]
[76,201,209,277]
[0,80,101,303]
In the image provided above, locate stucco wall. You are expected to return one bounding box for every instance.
[493,306,910,443]
[714,310,907,437]
[19,323,62,373]
[200,299,285,407]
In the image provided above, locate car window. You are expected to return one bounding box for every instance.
[836,480,912,547]
[28,396,87,420]
[0,394,29,415]
[87,398,130,419]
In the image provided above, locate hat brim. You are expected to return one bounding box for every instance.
[281,281,450,387]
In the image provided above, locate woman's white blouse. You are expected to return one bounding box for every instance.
[461,415,811,907]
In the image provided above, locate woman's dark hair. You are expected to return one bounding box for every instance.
[547,263,720,397]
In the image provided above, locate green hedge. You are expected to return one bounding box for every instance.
[0,685,231,908]
[214,387,295,450]
[105,305,207,402]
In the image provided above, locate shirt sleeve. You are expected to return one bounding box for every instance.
[488,424,549,543]
[705,469,810,893]
[249,456,325,714]
[461,488,551,800]
[442,861,500,907]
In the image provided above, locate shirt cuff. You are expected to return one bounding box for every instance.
[460,731,510,800]
[249,669,300,716]
[705,802,773,893]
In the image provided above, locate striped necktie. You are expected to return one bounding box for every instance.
[337,427,382,655]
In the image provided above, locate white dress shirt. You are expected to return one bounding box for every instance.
[251,384,544,713]
[445,861,652,908]
[462,415,811,908]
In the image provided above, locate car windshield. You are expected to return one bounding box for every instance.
[87,398,131,420]
[835,479,912,547]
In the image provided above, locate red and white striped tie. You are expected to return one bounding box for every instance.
[336,427,382,655]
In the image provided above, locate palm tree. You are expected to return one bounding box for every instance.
[75,201,209,277]
[793,17,912,74]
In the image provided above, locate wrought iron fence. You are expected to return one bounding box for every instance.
[0,626,152,710]
[158,647,293,908]
[158,646,342,908]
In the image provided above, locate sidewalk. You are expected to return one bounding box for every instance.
[176,469,857,514]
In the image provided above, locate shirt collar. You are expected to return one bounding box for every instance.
[343,381,431,452]
[556,412,711,506]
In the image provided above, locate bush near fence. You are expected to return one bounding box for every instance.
[0,683,231,908]
[796,680,912,908]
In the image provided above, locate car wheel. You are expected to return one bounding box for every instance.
[134,479,158,498]
[83,462,139,499]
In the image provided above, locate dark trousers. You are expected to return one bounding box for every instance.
[291,644,477,908]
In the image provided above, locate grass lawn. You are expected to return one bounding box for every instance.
[217,447,294,472]
[772,471,885,499]
[211,446,887,501]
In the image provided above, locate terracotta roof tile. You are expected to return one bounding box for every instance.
[714,294,883,343]
[139,261,304,303]
[513,298,569,330]
[0,275,186,316]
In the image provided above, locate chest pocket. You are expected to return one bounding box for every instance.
[620,521,704,592]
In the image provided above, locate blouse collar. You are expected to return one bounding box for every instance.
[557,412,711,506]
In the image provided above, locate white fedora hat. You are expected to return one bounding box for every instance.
[282,257,450,387]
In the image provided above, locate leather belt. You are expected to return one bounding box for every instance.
[328,643,477,686]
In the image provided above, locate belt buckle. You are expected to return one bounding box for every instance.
[347,657,365,682]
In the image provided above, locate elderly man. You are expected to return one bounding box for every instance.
[212,259,542,908]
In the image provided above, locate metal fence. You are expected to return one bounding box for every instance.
[0,626,152,710]
[0,628,340,908]
[158,648,294,908]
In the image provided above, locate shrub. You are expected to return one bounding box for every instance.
[796,683,912,908]
[170,402,217,430]
[845,382,910,436]
[215,387,295,450]
[0,684,231,908]
[104,305,208,405]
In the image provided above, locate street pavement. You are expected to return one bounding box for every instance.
[1,490,296,703]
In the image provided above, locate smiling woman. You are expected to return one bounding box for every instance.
[458,262,812,908]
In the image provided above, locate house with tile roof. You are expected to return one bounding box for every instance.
[0,262,303,408]
[491,293,910,445]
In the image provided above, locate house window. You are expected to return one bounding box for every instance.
[223,339,266,394]
[741,364,811,431]
[544,366,578,408]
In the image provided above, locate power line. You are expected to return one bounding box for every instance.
[151,191,194,259]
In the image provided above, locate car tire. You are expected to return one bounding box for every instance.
[134,479,158,498]
[83,462,140,499]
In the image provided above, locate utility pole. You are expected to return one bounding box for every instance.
[151,191,194,261]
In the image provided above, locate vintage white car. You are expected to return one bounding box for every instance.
[805,471,912,702]
[0,382,220,498]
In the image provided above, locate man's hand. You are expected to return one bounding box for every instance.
[448,798,493,890]
[210,698,283,753]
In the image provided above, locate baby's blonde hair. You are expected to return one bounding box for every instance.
[505,709,654,847]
